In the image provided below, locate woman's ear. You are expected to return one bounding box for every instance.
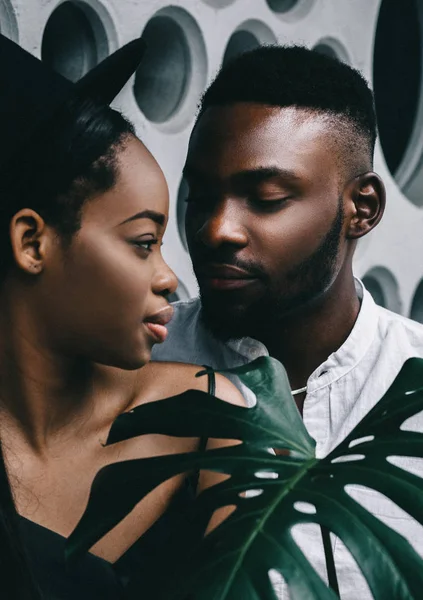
[346,172,386,240]
[9,209,49,275]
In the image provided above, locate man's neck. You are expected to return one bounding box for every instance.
[259,275,361,407]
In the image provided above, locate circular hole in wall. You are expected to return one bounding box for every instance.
[361,276,385,307]
[42,1,109,81]
[266,0,314,21]
[266,0,298,12]
[177,177,189,251]
[135,15,188,122]
[410,280,423,323]
[313,37,350,64]
[223,30,259,64]
[0,0,18,41]
[313,44,337,60]
[361,267,401,313]
[202,0,236,7]
[373,0,423,206]
[134,7,207,129]
[223,20,276,65]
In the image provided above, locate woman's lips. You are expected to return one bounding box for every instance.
[144,322,168,343]
[144,305,174,343]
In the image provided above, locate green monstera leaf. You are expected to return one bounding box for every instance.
[66,357,423,600]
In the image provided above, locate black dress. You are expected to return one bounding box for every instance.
[19,371,215,600]
[19,475,200,600]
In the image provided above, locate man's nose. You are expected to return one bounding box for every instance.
[196,199,248,249]
[153,256,178,297]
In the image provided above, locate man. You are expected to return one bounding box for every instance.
[153,46,423,598]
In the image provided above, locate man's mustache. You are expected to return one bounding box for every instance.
[191,250,266,279]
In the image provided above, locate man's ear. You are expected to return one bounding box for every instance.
[9,209,50,275]
[346,172,386,240]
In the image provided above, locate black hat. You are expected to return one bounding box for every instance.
[0,33,145,168]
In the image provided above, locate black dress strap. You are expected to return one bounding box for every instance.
[197,366,215,454]
[206,368,216,396]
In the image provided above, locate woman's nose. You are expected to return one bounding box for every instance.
[153,257,178,297]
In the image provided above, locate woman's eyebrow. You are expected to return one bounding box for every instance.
[118,210,165,227]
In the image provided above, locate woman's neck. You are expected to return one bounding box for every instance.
[0,289,128,453]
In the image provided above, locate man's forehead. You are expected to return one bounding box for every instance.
[186,104,337,177]
[191,103,333,139]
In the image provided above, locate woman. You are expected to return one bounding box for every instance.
[0,36,244,599]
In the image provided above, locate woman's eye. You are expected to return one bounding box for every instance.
[132,239,158,252]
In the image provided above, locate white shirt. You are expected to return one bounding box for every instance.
[152,279,423,598]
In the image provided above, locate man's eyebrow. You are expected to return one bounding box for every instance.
[232,167,301,184]
[182,165,301,184]
[119,210,165,227]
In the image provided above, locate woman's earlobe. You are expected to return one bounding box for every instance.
[346,172,386,240]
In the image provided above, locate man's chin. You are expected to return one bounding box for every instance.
[201,317,248,342]
[199,300,255,342]
[198,290,312,342]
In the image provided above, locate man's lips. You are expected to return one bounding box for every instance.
[196,264,259,291]
[144,305,174,343]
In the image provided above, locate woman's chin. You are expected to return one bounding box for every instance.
[94,346,151,371]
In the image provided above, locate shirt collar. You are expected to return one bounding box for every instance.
[226,278,379,391]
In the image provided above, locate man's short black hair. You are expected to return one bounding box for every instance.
[199,45,377,177]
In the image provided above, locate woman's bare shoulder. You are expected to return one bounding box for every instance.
[129,361,246,409]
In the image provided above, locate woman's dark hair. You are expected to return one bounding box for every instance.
[0,95,135,278]
[0,96,135,598]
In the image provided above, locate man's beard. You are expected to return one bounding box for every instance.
[198,201,344,342]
